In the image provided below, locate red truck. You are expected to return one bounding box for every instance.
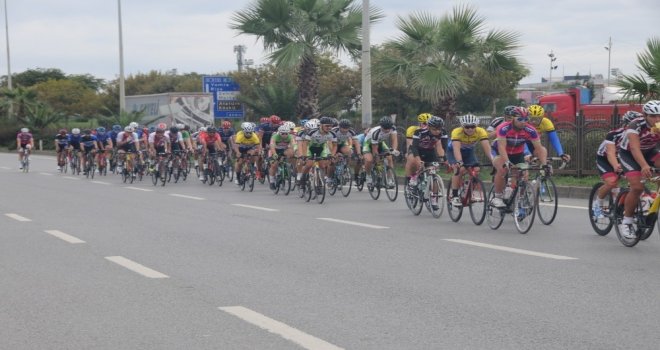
[538,87,642,124]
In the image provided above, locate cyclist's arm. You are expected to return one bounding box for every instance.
[605,143,620,170]
[627,133,650,171]
[496,136,509,163]
[452,141,462,162]
[390,132,398,152]
[435,140,445,158]
[480,139,494,163]
[546,130,565,156]
[531,140,547,165]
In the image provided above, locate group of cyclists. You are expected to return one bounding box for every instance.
[13,99,660,239]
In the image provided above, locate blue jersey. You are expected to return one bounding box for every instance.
[96,133,112,145]
[69,134,82,146]
[55,134,70,146]
[109,131,120,145]
[219,128,235,143]
[80,134,97,147]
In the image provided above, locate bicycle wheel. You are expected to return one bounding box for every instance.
[424,174,445,218]
[248,166,255,192]
[588,182,613,236]
[282,170,292,196]
[513,182,537,234]
[447,185,464,222]
[89,161,96,179]
[304,176,313,202]
[404,179,424,215]
[613,190,641,247]
[384,166,398,202]
[469,178,487,225]
[536,177,558,225]
[356,169,365,191]
[315,168,326,204]
[486,186,505,230]
[368,170,381,200]
[151,169,158,186]
[340,167,352,197]
[62,158,68,173]
[327,172,338,196]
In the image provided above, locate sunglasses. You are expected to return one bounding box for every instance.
[463,125,476,129]
[516,117,529,122]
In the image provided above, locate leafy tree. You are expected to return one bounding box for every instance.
[0,85,39,122]
[373,5,524,120]
[618,37,660,101]
[231,0,382,118]
[2,68,66,87]
[20,103,64,138]
[31,79,102,118]
[317,54,361,115]
[236,74,298,120]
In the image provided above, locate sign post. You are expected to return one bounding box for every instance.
[202,76,244,119]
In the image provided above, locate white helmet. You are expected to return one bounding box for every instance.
[129,122,139,129]
[278,125,290,134]
[305,119,319,129]
[124,126,134,132]
[20,127,29,133]
[242,122,255,133]
[642,100,660,115]
[199,127,207,132]
[176,123,184,129]
[459,114,479,127]
[72,128,81,135]
[283,121,296,130]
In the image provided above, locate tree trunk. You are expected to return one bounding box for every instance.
[296,57,320,119]
[432,95,458,123]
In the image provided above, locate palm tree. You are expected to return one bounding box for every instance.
[618,37,660,102]
[231,0,381,118]
[373,5,524,120]
[21,103,64,138]
[237,75,298,120]
[0,85,39,122]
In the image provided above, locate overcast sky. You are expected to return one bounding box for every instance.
[3,0,659,85]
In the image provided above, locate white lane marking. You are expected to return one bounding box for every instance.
[105,256,169,278]
[170,193,205,200]
[124,186,153,192]
[232,204,279,212]
[558,204,587,210]
[44,230,85,244]
[91,180,111,185]
[444,239,578,260]
[5,213,32,222]
[39,172,53,176]
[317,217,389,229]
[63,176,80,180]
[219,306,344,350]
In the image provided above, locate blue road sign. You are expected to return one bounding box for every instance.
[202,76,244,119]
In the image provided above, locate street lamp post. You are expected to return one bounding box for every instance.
[117,0,126,113]
[548,51,558,86]
[361,0,372,129]
[3,0,11,90]
[604,36,612,86]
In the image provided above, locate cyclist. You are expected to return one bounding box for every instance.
[406,113,430,151]
[148,123,171,173]
[491,107,549,208]
[219,120,236,165]
[54,129,70,171]
[233,122,261,185]
[407,116,446,210]
[80,129,98,175]
[16,127,34,169]
[197,126,225,181]
[616,101,660,238]
[256,116,276,181]
[95,127,113,170]
[298,116,337,187]
[295,119,315,181]
[268,125,296,190]
[527,104,571,162]
[363,116,399,186]
[487,105,518,140]
[69,128,83,170]
[591,111,642,218]
[448,114,493,207]
[116,126,140,173]
[332,118,362,181]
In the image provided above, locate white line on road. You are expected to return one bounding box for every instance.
[557,204,588,210]
[105,256,169,278]
[232,204,279,212]
[444,239,578,260]
[44,230,85,244]
[170,193,205,200]
[124,186,153,192]
[39,172,53,176]
[5,213,32,222]
[219,306,344,350]
[317,217,389,229]
[91,180,111,185]
[63,176,80,180]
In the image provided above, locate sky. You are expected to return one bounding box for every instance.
[2,0,659,85]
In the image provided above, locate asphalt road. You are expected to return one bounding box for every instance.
[1,153,659,350]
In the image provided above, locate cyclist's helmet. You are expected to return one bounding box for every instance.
[96,127,106,134]
[148,126,156,133]
[338,119,352,129]
[305,119,319,129]
[489,116,505,129]
[129,122,139,129]
[621,110,643,125]
[417,113,432,124]
[112,124,121,132]
[260,116,270,124]
[207,126,216,133]
[83,129,92,135]
[427,116,444,128]
[459,114,478,127]
[319,116,334,126]
[642,100,660,115]
[221,120,232,129]
[503,105,518,117]
[379,116,394,129]
[278,125,289,134]
[300,118,309,126]
[242,122,255,133]
[72,128,81,135]
[20,127,29,133]
[510,106,529,119]
[270,115,282,125]
[59,129,67,135]
[331,118,339,127]
[527,104,545,118]
[283,121,296,130]
[156,123,167,132]
[199,127,207,132]
[169,126,179,133]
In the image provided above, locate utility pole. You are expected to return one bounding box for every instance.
[117,0,126,113]
[361,0,372,129]
[234,45,246,72]
[3,0,11,90]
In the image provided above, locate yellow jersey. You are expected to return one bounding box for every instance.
[531,117,555,133]
[406,125,420,138]
[450,127,488,149]
[234,130,261,146]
